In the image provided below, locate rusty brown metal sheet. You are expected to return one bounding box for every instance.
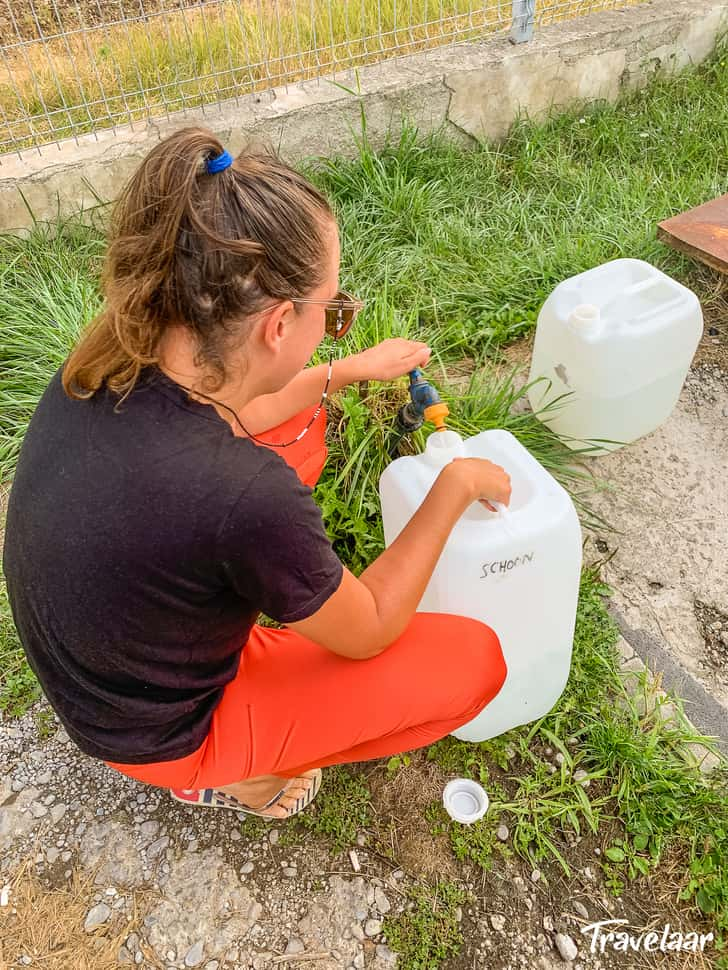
[658,193,728,274]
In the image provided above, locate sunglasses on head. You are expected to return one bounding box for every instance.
[290,290,364,340]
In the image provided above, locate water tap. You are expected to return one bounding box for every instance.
[386,368,449,457]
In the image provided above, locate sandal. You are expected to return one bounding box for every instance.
[169,768,321,819]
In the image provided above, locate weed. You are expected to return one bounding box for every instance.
[427,736,496,788]
[256,614,283,630]
[238,815,271,843]
[386,753,412,775]
[34,707,56,741]
[294,766,372,853]
[425,802,511,871]
[383,881,467,970]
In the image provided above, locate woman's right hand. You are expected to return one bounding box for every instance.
[289,454,512,659]
[446,457,512,513]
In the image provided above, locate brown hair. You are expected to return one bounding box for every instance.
[63,127,334,400]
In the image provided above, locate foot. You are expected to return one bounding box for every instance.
[217,770,319,819]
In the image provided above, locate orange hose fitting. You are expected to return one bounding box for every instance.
[424,402,449,431]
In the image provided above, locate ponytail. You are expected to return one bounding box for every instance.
[63,126,333,400]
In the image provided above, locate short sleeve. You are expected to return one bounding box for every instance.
[216,455,344,623]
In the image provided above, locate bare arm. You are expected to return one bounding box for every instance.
[287,460,511,659]
[236,356,365,435]
[237,339,431,435]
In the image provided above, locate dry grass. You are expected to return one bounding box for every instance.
[366,751,459,880]
[0,856,160,970]
[0,0,648,154]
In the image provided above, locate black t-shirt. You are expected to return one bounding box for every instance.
[2,366,343,763]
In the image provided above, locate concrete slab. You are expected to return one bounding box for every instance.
[588,364,728,747]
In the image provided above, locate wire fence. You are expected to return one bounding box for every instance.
[1,0,644,158]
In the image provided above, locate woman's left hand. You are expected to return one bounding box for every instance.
[352,339,432,382]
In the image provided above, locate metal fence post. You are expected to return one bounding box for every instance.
[510,0,536,44]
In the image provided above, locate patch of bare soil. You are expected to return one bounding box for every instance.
[366,751,458,881]
[496,334,535,370]
[694,599,728,690]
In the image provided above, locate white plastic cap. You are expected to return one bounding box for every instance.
[442,779,489,824]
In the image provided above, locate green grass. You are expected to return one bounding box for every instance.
[0,220,105,477]
[4,50,728,477]
[309,51,728,343]
[293,765,372,852]
[316,368,608,576]
[383,882,466,970]
[34,706,57,741]
[0,579,40,716]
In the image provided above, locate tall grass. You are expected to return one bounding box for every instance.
[308,53,728,340]
[0,221,105,477]
[1,0,646,153]
[3,49,728,478]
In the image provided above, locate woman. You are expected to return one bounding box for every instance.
[3,128,511,821]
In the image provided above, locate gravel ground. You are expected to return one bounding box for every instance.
[2,686,720,970]
[1,710,404,970]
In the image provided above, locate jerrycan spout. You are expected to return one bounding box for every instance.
[423,428,466,467]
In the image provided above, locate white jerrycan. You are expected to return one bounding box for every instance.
[379,429,582,742]
[527,258,703,453]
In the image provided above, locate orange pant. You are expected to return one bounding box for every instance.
[107,405,507,790]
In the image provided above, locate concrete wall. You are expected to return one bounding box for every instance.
[1,0,726,232]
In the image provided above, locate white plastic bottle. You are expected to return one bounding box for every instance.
[379,429,582,742]
[527,258,703,453]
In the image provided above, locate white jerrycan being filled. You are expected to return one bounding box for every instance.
[379,429,582,742]
[527,258,703,453]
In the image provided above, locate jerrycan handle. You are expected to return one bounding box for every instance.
[491,500,511,518]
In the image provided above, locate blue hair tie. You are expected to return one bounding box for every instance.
[206,149,233,174]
